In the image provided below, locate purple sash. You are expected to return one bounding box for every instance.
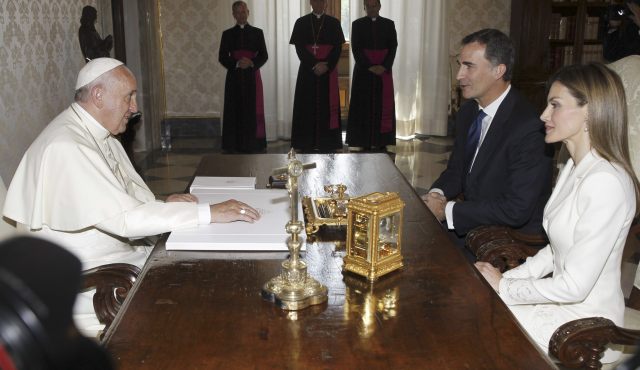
[363,49,394,134]
[231,49,265,139]
[305,44,340,130]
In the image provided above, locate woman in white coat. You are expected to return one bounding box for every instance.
[476,62,640,362]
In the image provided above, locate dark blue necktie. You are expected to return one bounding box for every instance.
[465,109,486,170]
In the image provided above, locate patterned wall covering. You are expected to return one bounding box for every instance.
[447,0,511,56]
[0,0,111,184]
[159,0,229,117]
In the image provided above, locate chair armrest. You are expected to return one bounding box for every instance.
[507,228,548,246]
[466,225,514,256]
[549,317,640,369]
[475,239,539,273]
[81,263,140,334]
[467,225,541,272]
[467,225,548,252]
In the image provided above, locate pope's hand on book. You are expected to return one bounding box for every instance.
[210,199,260,223]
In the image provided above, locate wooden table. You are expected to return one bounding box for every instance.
[104,154,555,369]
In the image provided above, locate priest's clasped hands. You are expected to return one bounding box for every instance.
[313,62,329,76]
[166,193,260,223]
[368,65,386,76]
[237,57,254,69]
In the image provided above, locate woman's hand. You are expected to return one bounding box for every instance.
[475,261,503,292]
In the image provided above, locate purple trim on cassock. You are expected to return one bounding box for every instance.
[363,49,394,134]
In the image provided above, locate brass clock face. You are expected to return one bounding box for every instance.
[377,213,399,259]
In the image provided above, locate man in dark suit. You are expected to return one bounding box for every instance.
[422,29,552,249]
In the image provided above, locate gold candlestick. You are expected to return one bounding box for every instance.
[261,150,328,310]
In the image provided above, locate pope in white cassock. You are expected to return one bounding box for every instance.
[3,58,260,336]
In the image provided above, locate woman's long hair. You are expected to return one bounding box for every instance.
[549,62,640,214]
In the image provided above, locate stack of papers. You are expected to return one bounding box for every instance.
[189,176,256,193]
[166,188,305,251]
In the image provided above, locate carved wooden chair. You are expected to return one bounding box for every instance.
[81,263,140,339]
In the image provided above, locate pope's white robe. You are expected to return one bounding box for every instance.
[3,103,201,337]
[499,151,636,363]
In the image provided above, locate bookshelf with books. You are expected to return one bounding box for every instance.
[510,0,612,110]
[548,1,609,69]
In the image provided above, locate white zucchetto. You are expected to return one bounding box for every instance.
[75,58,124,89]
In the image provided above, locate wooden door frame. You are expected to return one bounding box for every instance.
[111,0,126,63]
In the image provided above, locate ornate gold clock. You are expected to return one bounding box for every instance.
[343,192,404,281]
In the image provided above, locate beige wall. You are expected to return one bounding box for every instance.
[447,0,511,56]
[0,0,111,184]
[158,0,231,117]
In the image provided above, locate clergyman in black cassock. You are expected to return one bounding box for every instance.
[347,1,398,150]
[289,4,345,152]
[218,1,268,153]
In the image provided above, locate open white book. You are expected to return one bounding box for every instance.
[166,189,305,251]
[189,176,256,193]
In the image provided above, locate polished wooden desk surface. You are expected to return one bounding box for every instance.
[104,154,555,369]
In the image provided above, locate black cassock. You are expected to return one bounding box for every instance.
[219,24,268,153]
[347,16,397,149]
[290,14,345,152]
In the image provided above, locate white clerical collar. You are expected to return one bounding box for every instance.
[370,17,377,21]
[313,12,324,19]
[479,84,511,119]
[238,23,246,29]
[72,102,110,140]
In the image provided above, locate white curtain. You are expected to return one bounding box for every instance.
[350,0,449,137]
[248,0,308,141]
[248,0,449,141]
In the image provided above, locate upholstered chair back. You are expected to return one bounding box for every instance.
[608,55,640,177]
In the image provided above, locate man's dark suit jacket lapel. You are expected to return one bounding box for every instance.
[467,88,516,177]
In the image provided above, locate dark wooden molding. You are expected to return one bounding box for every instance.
[111,0,126,63]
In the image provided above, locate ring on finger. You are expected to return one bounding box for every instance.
[240,208,246,215]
